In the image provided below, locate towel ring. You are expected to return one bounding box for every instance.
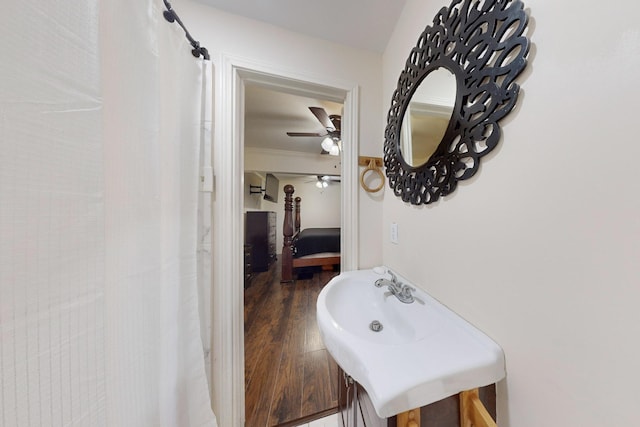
[360,158,385,193]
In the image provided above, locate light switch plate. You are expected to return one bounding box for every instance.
[390,222,398,244]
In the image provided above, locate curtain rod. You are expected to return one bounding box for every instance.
[162,0,210,60]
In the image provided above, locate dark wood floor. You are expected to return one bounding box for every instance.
[244,261,340,427]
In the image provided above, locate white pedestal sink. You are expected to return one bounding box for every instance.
[316,268,505,418]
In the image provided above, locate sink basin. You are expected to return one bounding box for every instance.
[316,268,505,418]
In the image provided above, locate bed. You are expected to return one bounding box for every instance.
[281,184,341,282]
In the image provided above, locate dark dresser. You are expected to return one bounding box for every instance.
[245,211,277,272]
[243,244,253,288]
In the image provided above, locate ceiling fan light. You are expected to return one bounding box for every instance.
[321,137,334,152]
[316,176,330,188]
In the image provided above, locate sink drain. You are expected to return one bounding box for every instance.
[369,320,383,332]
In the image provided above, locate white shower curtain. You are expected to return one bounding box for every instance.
[1,0,216,425]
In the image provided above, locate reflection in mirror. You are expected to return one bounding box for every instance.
[399,68,456,167]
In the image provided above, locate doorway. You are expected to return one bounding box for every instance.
[243,85,342,425]
[211,60,359,426]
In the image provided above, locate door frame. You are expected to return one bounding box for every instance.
[211,54,360,426]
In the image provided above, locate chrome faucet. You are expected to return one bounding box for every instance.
[374,270,415,304]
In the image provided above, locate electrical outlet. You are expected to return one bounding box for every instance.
[390,222,399,244]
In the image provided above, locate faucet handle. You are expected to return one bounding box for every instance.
[387,270,398,283]
[398,285,416,303]
[402,285,415,294]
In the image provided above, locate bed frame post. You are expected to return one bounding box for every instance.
[281,184,295,282]
[294,197,301,234]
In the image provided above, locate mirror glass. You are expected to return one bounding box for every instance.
[399,67,456,168]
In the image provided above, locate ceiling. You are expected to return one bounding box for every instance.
[191,0,407,53]
[195,0,408,160]
[244,84,343,155]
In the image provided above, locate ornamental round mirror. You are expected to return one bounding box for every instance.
[384,0,530,205]
[399,67,457,168]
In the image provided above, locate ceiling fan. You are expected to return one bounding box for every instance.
[305,175,341,188]
[286,107,342,156]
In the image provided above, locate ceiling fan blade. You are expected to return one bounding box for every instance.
[286,131,326,137]
[309,107,335,131]
[329,115,341,133]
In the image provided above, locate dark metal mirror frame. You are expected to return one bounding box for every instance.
[384,0,530,205]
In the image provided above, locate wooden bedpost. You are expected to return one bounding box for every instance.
[294,196,301,235]
[281,185,295,282]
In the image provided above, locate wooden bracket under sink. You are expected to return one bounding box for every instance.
[460,388,497,427]
[397,408,420,427]
[396,388,497,427]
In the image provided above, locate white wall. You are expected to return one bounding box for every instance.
[245,173,341,254]
[245,147,342,177]
[244,171,264,210]
[179,4,385,423]
[382,1,640,426]
[181,1,384,269]
[276,175,342,252]
[243,174,341,257]
[245,147,342,252]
